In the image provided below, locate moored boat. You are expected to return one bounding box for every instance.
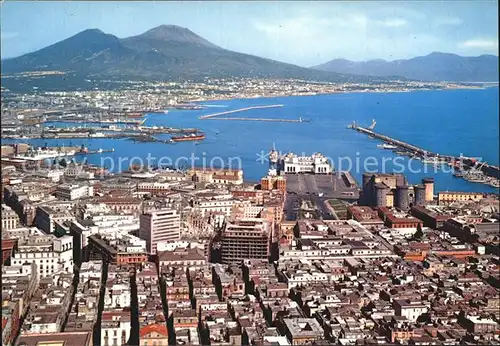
[171,133,206,142]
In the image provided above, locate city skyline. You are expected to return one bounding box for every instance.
[1,1,498,66]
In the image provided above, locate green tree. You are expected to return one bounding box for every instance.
[413,223,424,240]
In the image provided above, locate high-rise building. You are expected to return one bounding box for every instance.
[139,209,180,254]
[220,218,271,265]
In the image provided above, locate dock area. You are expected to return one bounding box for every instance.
[199,104,284,119]
[2,125,202,140]
[44,118,142,125]
[349,121,500,186]
[1,144,115,161]
[350,122,444,158]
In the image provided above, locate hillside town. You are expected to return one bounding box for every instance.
[1,148,499,346]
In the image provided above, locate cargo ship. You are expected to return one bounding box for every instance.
[123,112,144,118]
[174,104,207,110]
[13,147,76,161]
[171,133,206,142]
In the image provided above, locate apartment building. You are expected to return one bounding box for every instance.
[2,203,20,230]
[139,208,181,254]
[220,218,271,265]
[8,228,73,278]
[56,184,94,201]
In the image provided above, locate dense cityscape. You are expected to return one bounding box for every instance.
[1,141,499,345]
[2,77,482,113]
[1,1,500,345]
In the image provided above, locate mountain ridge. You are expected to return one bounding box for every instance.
[313,52,499,82]
[2,25,383,83]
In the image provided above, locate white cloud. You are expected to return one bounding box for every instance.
[1,31,19,40]
[434,16,462,26]
[460,39,498,50]
[251,12,445,65]
[249,8,496,65]
[376,18,408,27]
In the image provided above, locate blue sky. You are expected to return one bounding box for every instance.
[1,1,498,66]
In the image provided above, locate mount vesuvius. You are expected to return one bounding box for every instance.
[1,25,380,83]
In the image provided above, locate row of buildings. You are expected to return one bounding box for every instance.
[1,155,498,345]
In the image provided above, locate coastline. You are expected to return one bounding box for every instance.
[189,83,498,104]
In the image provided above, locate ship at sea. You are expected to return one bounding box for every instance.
[13,147,76,161]
[170,133,206,142]
[123,112,144,118]
[174,104,207,110]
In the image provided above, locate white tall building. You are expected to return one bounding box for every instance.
[139,209,180,254]
[192,197,234,217]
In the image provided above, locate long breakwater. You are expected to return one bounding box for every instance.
[202,117,304,123]
[350,122,500,185]
[199,104,284,119]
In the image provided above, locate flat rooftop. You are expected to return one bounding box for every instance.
[16,331,92,346]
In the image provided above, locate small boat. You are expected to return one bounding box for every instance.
[377,143,398,149]
[171,133,206,142]
[422,160,441,165]
[488,180,500,188]
[464,173,488,183]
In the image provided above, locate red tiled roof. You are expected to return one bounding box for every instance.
[139,323,168,337]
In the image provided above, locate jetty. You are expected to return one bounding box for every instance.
[202,117,308,123]
[349,120,500,184]
[349,120,440,158]
[199,104,284,119]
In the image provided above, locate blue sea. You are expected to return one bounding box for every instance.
[9,87,499,193]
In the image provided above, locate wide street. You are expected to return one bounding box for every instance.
[284,173,359,221]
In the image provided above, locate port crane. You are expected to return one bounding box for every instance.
[368,119,376,130]
[463,161,487,181]
[468,161,487,174]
